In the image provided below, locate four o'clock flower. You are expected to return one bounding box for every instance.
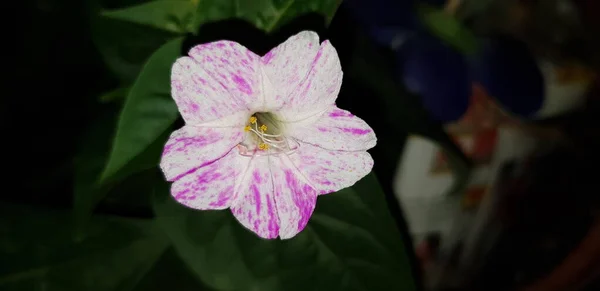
[160,31,377,239]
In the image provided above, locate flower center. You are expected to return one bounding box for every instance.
[237,112,298,156]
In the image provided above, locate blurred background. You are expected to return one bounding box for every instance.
[4,0,600,290]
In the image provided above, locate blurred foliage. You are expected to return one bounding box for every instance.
[460,0,600,69]
[347,31,470,196]
[4,0,477,290]
[417,3,479,54]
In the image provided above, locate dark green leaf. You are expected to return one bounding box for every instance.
[92,16,181,84]
[195,0,341,33]
[131,248,214,291]
[0,203,168,291]
[99,37,182,185]
[153,173,416,291]
[101,0,198,34]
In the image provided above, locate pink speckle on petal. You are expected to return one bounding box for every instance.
[233,74,253,95]
[209,186,233,207]
[340,127,371,135]
[284,170,297,189]
[267,198,278,234]
[252,184,261,214]
[263,51,275,63]
[314,45,324,62]
[329,109,353,118]
[253,170,262,183]
[175,189,190,200]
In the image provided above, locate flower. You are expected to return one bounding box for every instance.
[160,31,377,239]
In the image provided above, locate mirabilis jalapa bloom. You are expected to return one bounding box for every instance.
[160,31,377,239]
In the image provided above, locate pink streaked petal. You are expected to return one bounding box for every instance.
[271,157,318,239]
[288,106,377,151]
[159,126,243,181]
[171,57,248,125]
[171,150,240,210]
[261,31,320,110]
[283,40,343,112]
[290,143,374,195]
[230,157,279,239]
[188,41,262,111]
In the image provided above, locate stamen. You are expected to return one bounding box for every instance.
[240,112,300,156]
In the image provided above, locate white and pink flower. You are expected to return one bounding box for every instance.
[160,31,376,239]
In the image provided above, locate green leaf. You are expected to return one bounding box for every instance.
[73,106,170,234]
[101,0,198,34]
[418,4,479,54]
[153,173,417,291]
[73,37,181,236]
[99,37,182,185]
[195,0,342,33]
[91,0,194,84]
[0,203,168,291]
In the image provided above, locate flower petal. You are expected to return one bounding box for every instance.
[160,126,243,181]
[188,41,263,111]
[290,143,374,195]
[171,150,240,209]
[171,57,248,126]
[281,40,343,114]
[230,157,280,239]
[288,106,377,151]
[271,157,318,239]
[261,31,320,110]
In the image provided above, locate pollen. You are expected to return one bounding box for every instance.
[258,143,269,150]
[244,125,251,132]
[259,124,267,132]
[249,116,257,124]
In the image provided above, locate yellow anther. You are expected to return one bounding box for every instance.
[244,125,251,132]
[258,143,269,150]
[259,124,267,132]
[249,116,257,124]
